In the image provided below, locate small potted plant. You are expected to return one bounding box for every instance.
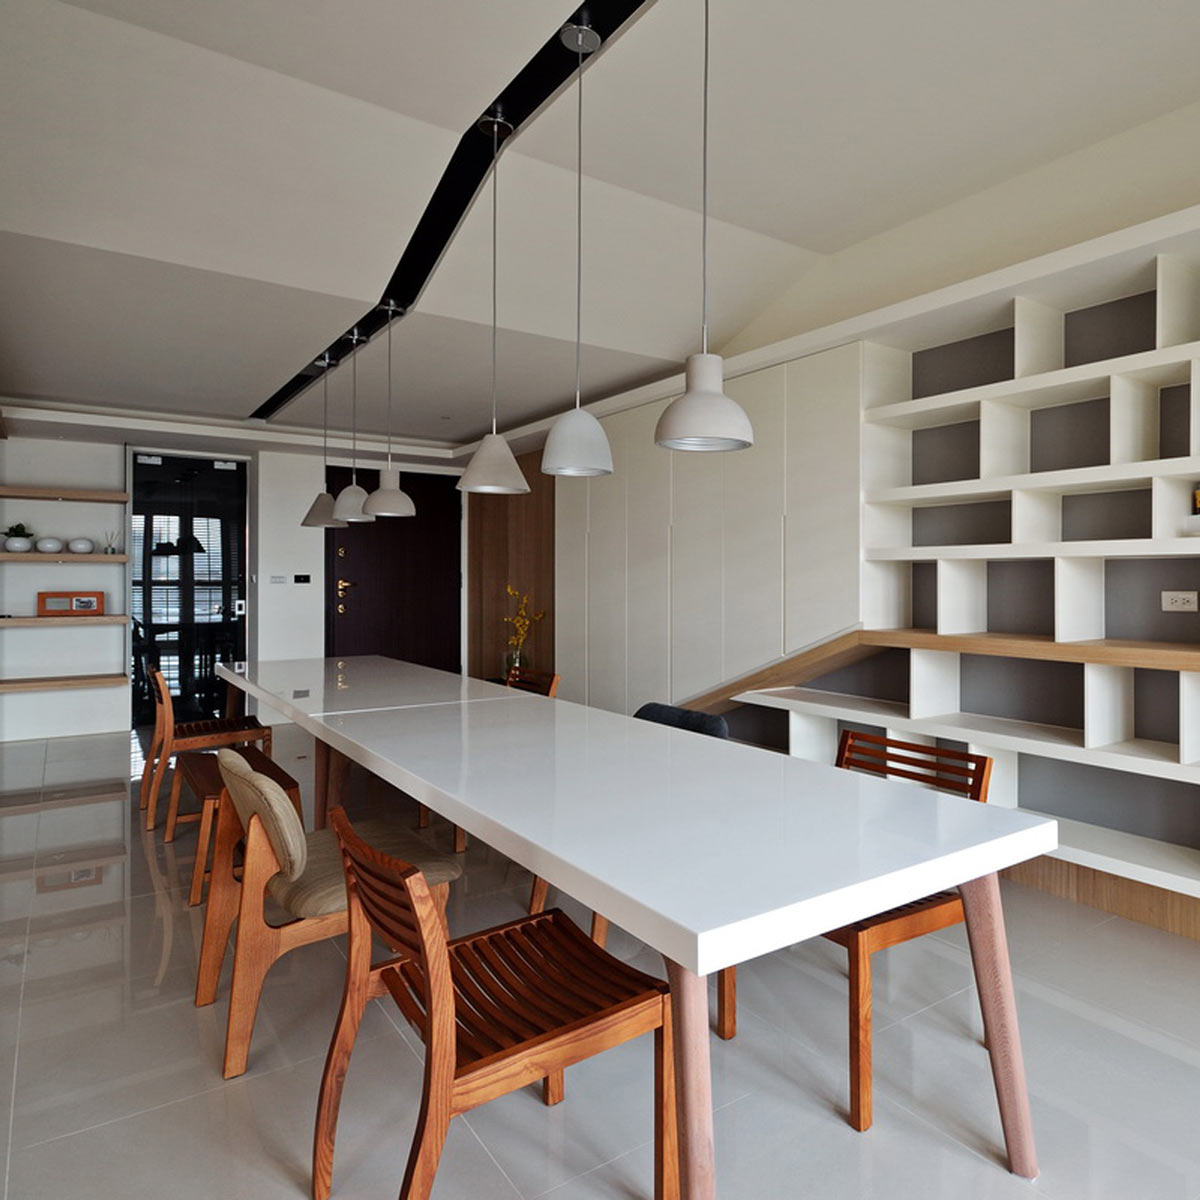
[503,584,544,673]
[3,522,35,553]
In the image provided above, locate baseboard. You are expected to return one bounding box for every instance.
[1002,856,1200,942]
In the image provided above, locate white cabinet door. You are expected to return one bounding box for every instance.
[554,471,589,705]
[586,413,628,713]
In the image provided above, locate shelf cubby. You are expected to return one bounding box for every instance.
[1104,557,1200,643]
[1061,488,1152,542]
[911,419,980,485]
[911,326,1014,399]
[912,498,1011,547]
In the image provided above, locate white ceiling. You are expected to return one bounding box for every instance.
[4,0,1200,448]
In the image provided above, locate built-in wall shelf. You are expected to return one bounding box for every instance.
[860,629,1200,671]
[0,553,129,564]
[0,615,129,629]
[0,485,129,504]
[0,673,128,694]
[866,539,1199,561]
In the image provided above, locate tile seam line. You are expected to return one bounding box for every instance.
[14,1027,400,1153]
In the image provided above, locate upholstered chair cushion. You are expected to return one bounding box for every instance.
[218,748,308,881]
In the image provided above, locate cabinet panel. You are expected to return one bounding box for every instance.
[723,367,785,681]
[625,401,671,714]
[784,343,862,652]
[585,415,629,714]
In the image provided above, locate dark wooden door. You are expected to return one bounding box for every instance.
[324,468,462,670]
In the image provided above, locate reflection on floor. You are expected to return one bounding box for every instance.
[0,727,1198,1199]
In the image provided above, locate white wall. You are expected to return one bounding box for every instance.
[555,344,863,712]
[0,436,130,740]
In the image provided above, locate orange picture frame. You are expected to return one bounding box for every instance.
[37,590,105,616]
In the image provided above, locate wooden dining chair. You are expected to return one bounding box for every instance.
[529,701,738,1039]
[139,668,271,832]
[718,729,993,1132]
[504,665,560,697]
[312,807,678,1200]
[195,749,462,1079]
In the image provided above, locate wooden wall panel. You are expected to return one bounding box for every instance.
[467,449,555,681]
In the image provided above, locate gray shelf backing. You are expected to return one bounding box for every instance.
[804,647,910,703]
[961,654,1084,729]
[913,499,1012,546]
[1030,397,1110,473]
[1105,557,1200,643]
[1061,489,1152,541]
[1159,384,1191,460]
[1064,290,1157,367]
[987,560,1055,636]
[911,327,1014,399]
[912,420,981,485]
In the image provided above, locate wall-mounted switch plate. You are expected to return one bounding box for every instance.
[269,574,286,584]
[294,574,311,583]
[1161,590,1199,612]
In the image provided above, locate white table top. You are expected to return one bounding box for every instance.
[220,657,1057,976]
[225,655,528,719]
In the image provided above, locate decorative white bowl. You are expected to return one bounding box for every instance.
[3,536,33,553]
[35,537,64,553]
[67,537,95,554]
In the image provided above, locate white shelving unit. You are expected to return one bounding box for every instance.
[741,238,1200,898]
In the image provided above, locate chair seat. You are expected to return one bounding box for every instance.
[177,745,296,800]
[391,908,669,1072]
[175,714,265,740]
[825,890,962,940]
[269,820,462,919]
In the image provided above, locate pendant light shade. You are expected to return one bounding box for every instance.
[364,301,417,518]
[542,24,612,478]
[332,328,375,522]
[300,354,349,528]
[332,482,372,522]
[542,407,613,475]
[363,466,416,516]
[458,433,530,495]
[654,353,753,451]
[656,0,752,453]
[459,112,529,496]
[301,491,346,528]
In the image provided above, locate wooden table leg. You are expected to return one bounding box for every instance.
[313,739,351,831]
[665,959,717,1200]
[959,872,1038,1180]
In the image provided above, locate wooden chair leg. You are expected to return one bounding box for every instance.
[417,802,431,829]
[847,932,873,1132]
[528,876,549,914]
[163,766,186,843]
[138,739,157,810]
[542,1071,564,1106]
[716,967,736,1040]
[453,825,467,853]
[312,924,376,1200]
[195,802,241,1006]
[144,748,172,831]
[398,1083,451,1200]
[590,913,609,947]
[262,727,273,758]
[188,796,218,907]
[655,996,680,1200]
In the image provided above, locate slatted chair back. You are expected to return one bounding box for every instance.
[836,730,991,802]
[329,806,455,1061]
[505,666,559,697]
[150,668,174,742]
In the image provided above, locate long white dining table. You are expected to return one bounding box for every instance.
[219,654,1058,1200]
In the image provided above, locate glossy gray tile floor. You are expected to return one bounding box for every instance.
[1,727,1199,1199]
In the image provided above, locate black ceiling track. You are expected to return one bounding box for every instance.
[251,1,653,424]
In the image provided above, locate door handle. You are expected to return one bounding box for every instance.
[337,579,356,589]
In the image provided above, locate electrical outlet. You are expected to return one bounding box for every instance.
[1161,590,1199,612]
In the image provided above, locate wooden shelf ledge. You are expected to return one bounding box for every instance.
[0,615,129,628]
[0,673,128,694]
[862,629,1200,671]
[0,553,129,564]
[0,485,128,504]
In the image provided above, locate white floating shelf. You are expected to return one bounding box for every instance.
[865,539,1200,561]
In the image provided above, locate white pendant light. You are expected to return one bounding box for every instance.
[542,25,612,479]
[364,301,417,517]
[301,354,349,528]
[458,114,529,496]
[655,0,753,453]
[332,328,376,522]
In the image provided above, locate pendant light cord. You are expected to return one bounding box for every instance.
[385,305,394,470]
[701,0,710,355]
[350,329,359,484]
[320,359,329,473]
[491,123,499,437]
[574,44,584,408]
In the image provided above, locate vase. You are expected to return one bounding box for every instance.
[67,537,95,554]
[4,536,33,553]
[505,647,527,675]
[36,537,64,553]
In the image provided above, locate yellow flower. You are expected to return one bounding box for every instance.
[503,584,544,650]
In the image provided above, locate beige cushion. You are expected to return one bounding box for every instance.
[217,748,307,881]
[268,818,463,919]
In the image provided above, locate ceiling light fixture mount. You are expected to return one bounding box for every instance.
[655,0,753,453]
[542,20,613,478]
[459,109,529,495]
